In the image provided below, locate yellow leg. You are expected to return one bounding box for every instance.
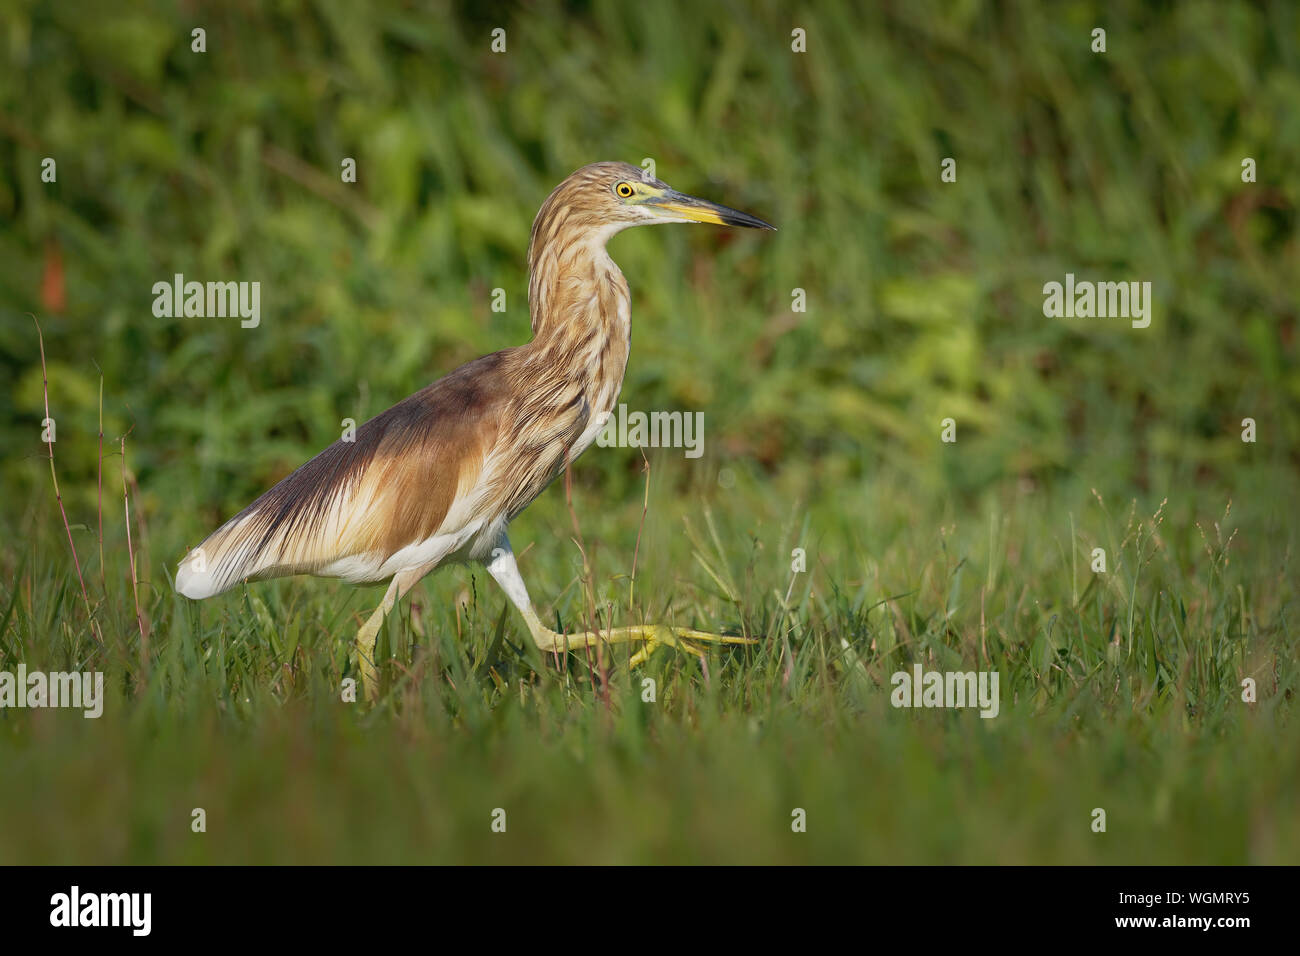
[530,619,754,666]
[354,564,432,701]
[484,537,754,669]
[354,601,389,701]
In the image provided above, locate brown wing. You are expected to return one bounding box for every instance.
[175,350,510,599]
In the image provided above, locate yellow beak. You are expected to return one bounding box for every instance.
[646,188,776,230]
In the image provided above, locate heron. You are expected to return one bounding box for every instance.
[175,161,774,699]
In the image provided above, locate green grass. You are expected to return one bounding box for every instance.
[1,0,1296,863]
[1,459,1295,863]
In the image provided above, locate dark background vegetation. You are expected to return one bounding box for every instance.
[0,0,1295,863]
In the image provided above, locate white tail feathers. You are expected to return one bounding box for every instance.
[174,516,274,599]
[175,547,226,599]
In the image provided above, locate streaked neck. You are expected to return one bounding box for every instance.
[524,231,631,409]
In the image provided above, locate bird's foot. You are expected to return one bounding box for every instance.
[625,624,756,667]
[354,617,382,701]
[534,623,755,666]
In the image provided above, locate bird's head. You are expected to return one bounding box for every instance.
[530,161,775,254]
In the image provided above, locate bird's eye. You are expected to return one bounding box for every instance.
[615,182,635,198]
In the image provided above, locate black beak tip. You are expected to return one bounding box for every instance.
[725,211,777,231]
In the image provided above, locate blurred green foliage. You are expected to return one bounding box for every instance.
[2,0,1296,523]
